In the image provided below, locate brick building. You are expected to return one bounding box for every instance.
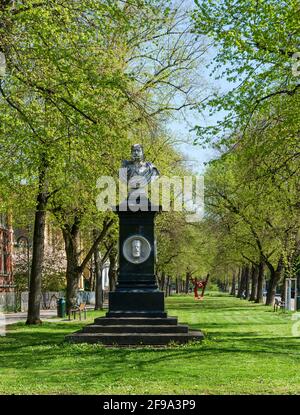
[0,213,13,292]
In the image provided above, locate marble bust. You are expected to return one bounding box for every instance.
[121,144,160,190]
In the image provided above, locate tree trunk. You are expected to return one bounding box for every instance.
[108,249,117,292]
[249,265,258,301]
[93,228,103,310]
[266,256,284,306]
[237,266,245,298]
[175,277,179,294]
[230,271,236,296]
[155,272,161,289]
[165,275,170,297]
[223,276,227,292]
[236,267,241,298]
[244,265,250,299]
[94,248,103,310]
[91,271,96,291]
[255,260,264,303]
[160,271,166,291]
[66,265,81,314]
[265,270,279,306]
[89,259,94,292]
[200,274,210,298]
[26,191,47,325]
[280,275,287,305]
[185,271,191,294]
[62,225,81,314]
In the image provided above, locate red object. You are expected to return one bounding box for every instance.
[191,277,206,300]
[191,277,204,300]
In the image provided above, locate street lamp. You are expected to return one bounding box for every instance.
[16,236,30,292]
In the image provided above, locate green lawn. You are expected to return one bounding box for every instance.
[1,293,300,395]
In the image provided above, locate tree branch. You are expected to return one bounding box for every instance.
[255,84,300,106]
[79,219,114,273]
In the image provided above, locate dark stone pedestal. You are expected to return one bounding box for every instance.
[67,197,204,346]
[105,198,167,319]
[107,291,167,317]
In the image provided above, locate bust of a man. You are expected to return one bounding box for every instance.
[121,144,160,190]
[132,239,141,258]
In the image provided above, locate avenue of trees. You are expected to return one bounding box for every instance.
[0,0,298,320]
[192,0,300,305]
[150,0,300,306]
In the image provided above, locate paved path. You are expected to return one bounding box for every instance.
[3,309,59,325]
[2,305,98,326]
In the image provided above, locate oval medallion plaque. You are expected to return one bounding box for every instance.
[122,235,151,264]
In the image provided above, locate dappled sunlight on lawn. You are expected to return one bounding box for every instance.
[0,292,300,394]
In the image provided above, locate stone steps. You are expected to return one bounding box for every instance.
[82,324,189,334]
[66,314,204,345]
[66,331,204,345]
[106,311,168,318]
[94,316,178,326]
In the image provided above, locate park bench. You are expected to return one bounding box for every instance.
[274,298,285,312]
[68,303,87,320]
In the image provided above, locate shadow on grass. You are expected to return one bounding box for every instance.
[1,319,299,371]
[1,293,299,378]
[3,332,298,378]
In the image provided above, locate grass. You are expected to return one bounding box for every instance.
[1,292,300,395]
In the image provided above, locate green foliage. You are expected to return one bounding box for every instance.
[189,0,300,288]
[0,1,207,290]
[202,126,300,282]
[192,0,300,143]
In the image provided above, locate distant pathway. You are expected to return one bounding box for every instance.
[2,305,96,326]
[3,310,58,325]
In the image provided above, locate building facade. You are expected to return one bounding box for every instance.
[0,213,13,292]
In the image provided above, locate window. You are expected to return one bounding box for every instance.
[0,229,11,275]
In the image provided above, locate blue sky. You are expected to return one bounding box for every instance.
[167,52,232,174]
[164,0,234,173]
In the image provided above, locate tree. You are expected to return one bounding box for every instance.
[0,0,134,323]
[203,131,299,305]
[1,1,208,321]
[192,0,300,143]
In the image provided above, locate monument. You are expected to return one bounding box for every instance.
[67,144,204,345]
